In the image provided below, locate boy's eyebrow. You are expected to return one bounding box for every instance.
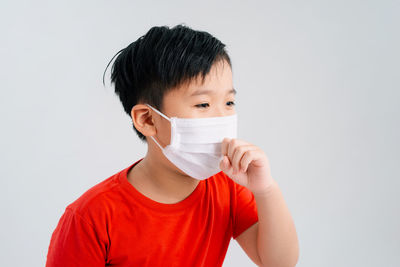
[190,87,237,96]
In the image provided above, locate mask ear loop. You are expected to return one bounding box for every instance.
[145,104,171,121]
[145,104,171,150]
[149,136,163,150]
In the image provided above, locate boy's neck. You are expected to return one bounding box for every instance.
[127,154,200,204]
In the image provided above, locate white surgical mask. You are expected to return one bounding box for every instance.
[146,104,237,180]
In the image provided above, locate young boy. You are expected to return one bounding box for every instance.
[46,24,299,267]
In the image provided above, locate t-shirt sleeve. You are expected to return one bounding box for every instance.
[232,182,259,239]
[46,207,107,266]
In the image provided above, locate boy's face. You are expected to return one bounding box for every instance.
[153,59,236,147]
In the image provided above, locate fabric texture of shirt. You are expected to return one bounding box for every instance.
[46,158,259,266]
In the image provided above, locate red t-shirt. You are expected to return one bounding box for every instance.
[46,158,259,267]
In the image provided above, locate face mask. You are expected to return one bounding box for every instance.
[146,104,237,180]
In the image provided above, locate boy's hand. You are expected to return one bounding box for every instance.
[219,138,275,196]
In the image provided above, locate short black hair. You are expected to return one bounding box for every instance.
[103,24,232,142]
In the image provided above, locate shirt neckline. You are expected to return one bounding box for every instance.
[118,158,206,212]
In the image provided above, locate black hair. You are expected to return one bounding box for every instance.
[103,24,232,142]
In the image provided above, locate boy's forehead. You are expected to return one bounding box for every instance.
[181,61,234,96]
[177,77,236,96]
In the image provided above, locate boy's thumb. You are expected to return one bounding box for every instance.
[219,155,230,172]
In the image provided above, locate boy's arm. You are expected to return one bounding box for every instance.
[235,180,299,267]
[221,138,299,267]
[235,222,262,266]
[46,208,107,266]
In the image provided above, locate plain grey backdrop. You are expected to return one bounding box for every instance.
[1,0,399,266]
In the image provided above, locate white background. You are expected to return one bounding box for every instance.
[1,0,399,266]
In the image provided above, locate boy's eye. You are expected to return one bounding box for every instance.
[195,102,235,108]
[195,103,210,108]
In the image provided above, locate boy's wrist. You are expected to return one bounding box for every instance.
[251,178,279,198]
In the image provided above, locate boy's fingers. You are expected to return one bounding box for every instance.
[227,139,247,161]
[240,150,254,173]
[232,145,254,173]
[221,138,230,156]
[220,156,232,174]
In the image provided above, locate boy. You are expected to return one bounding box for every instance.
[46,24,299,267]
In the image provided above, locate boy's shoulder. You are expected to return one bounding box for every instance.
[65,166,128,219]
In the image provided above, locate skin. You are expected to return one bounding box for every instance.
[128,59,299,267]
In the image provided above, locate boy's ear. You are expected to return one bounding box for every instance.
[130,104,156,137]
